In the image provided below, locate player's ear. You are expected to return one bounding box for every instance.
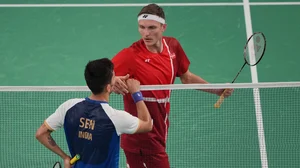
[162,23,167,32]
[106,84,112,93]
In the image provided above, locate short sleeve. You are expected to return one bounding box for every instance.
[175,39,190,77]
[111,110,139,135]
[101,104,139,135]
[44,98,84,131]
[111,48,134,76]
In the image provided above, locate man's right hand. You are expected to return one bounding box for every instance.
[63,156,71,168]
[112,74,130,95]
[126,79,141,94]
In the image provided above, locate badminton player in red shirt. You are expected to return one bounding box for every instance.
[112,3,233,168]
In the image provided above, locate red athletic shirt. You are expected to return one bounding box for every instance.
[112,36,190,154]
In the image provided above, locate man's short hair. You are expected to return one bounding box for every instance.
[84,58,114,95]
[137,3,165,19]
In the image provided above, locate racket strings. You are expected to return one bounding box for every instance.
[245,33,266,66]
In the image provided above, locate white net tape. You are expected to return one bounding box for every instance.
[1,81,300,91]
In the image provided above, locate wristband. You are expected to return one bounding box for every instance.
[131,91,144,103]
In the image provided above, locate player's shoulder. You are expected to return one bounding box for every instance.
[128,39,145,52]
[59,98,85,110]
[100,103,119,115]
[112,44,137,60]
[163,36,181,47]
[163,36,180,43]
[115,47,134,55]
[100,103,130,117]
[119,39,144,53]
[113,39,144,60]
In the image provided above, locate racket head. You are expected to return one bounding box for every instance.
[53,162,62,168]
[243,32,266,66]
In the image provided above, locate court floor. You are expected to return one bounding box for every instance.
[0,1,300,168]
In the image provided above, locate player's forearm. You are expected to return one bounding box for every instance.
[181,71,209,84]
[181,72,221,95]
[36,132,69,159]
[135,101,151,122]
[131,91,153,133]
[188,73,209,84]
[131,92,152,123]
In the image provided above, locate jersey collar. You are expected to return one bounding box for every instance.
[141,38,168,56]
[85,97,108,104]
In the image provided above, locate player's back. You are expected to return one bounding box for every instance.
[63,98,121,168]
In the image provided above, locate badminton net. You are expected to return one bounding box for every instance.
[0,82,300,168]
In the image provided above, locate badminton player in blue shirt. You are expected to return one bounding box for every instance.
[35,58,153,168]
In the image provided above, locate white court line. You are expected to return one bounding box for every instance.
[0,3,242,7]
[242,0,268,168]
[250,2,300,5]
[0,2,300,7]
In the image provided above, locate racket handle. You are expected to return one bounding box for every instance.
[214,90,227,108]
[70,154,80,165]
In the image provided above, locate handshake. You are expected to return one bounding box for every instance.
[112,74,140,95]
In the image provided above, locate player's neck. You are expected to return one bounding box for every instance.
[146,39,163,53]
[89,93,109,102]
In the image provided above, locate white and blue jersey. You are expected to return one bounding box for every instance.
[44,97,140,168]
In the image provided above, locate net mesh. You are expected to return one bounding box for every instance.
[0,82,300,168]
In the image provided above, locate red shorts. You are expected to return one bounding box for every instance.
[124,150,170,168]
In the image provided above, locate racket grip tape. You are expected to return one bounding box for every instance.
[214,89,227,108]
[70,154,80,165]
